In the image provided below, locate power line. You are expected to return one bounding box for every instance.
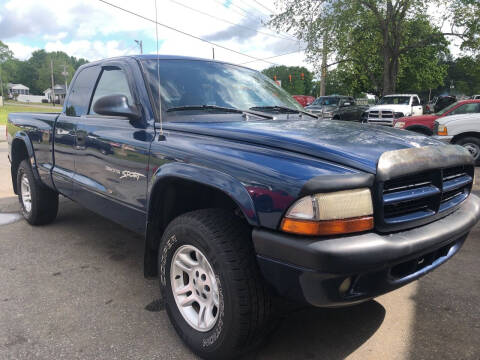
[217,0,297,41]
[251,0,275,14]
[238,48,306,65]
[169,0,296,42]
[97,0,280,65]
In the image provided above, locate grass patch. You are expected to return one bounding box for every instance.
[0,104,61,125]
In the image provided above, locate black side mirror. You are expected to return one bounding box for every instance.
[93,94,141,121]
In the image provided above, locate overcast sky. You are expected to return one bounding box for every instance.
[0,0,462,72]
[0,0,307,71]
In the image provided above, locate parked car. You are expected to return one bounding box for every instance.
[305,95,369,121]
[7,55,480,359]
[365,94,423,126]
[431,95,457,113]
[292,95,315,107]
[393,99,480,135]
[472,95,480,100]
[434,112,480,164]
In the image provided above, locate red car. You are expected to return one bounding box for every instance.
[393,99,480,135]
[292,95,315,107]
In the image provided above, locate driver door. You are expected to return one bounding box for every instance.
[411,96,423,115]
[73,62,154,233]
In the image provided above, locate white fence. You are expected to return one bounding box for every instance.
[16,94,48,103]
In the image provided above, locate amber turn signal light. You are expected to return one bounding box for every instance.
[280,216,374,236]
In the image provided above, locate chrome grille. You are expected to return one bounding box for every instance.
[377,165,473,232]
[367,110,394,126]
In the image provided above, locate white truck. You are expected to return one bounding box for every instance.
[365,94,423,126]
[433,110,480,164]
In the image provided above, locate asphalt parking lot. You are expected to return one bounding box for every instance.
[0,140,479,360]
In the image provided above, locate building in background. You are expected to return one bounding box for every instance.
[7,83,30,98]
[44,84,67,104]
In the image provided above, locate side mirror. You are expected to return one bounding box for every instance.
[93,94,141,121]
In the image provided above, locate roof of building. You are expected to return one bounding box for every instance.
[7,83,29,90]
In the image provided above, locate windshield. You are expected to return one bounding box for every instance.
[311,97,340,106]
[436,101,459,116]
[142,59,303,120]
[378,96,410,105]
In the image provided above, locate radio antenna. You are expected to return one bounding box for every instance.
[154,0,163,136]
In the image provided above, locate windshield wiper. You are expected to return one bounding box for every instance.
[166,105,274,119]
[249,105,318,119]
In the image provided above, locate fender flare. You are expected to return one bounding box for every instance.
[11,131,41,182]
[143,162,259,278]
[147,162,259,226]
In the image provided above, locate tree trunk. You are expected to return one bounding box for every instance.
[320,34,328,96]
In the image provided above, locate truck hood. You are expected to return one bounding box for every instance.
[164,118,441,173]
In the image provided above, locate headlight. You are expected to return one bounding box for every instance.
[394,112,404,118]
[280,188,374,236]
[437,124,448,136]
[394,121,405,129]
[322,111,333,118]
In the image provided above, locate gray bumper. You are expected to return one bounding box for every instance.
[432,135,454,144]
[253,195,480,306]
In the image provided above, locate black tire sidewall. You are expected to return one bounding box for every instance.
[159,221,241,359]
[17,161,37,223]
[455,137,480,163]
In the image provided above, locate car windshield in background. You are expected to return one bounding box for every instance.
[436,101,459,116]
[312,97,340,106]
[141,59,303,120]
[378,96,410,105]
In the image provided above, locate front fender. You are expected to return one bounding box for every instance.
[147,162,259,226]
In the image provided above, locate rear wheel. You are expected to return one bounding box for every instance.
[17,160,58,225]
[454,137,480,165]
[158,209,275,359]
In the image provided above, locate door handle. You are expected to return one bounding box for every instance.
[76,131,87,149]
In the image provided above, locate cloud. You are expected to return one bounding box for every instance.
[0,0,309,71]
[4,42,39,60]
[204,16,268,43]
[44,40,137,61]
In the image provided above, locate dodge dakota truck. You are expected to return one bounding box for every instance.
[7,55,480,359]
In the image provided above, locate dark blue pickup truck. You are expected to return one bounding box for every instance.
[7,55,480,359]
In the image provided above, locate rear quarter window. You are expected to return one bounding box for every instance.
[65,66,101,117]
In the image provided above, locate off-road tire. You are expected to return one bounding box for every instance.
[158,209,275,359]
[17,160,58,225]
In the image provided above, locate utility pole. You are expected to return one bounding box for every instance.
[0,65,4,102]
[134,40,143,54]
[62,64,68,91]
[212,47,215,60]
[50,59,55,107]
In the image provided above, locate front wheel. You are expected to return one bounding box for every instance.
[17,160,58,225]
[158,209,274,359]
[454,137,480,165]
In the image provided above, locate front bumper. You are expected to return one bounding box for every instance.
[253,194,480,307]
[432,135,454,144]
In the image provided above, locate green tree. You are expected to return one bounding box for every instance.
[262,66,314,95]
[270,0,467,95]
[449,0,480,52]
[0,41,14,97]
